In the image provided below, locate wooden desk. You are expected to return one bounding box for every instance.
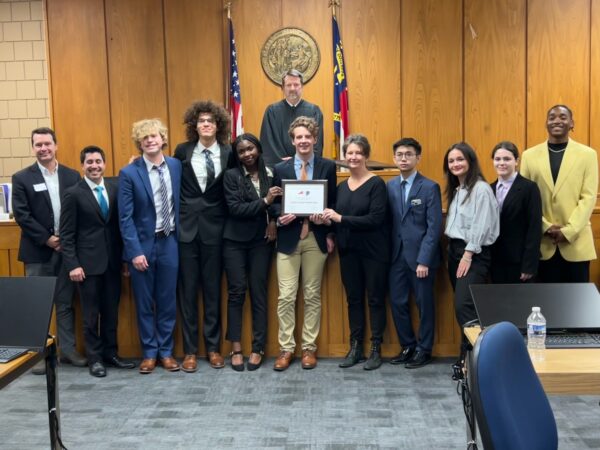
[465,326,600,395]
[0,339,62,449]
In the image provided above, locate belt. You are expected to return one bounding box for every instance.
[155,230,172,239]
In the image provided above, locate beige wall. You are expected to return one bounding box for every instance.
[0,0,49,183]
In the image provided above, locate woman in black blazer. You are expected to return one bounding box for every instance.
[490,141,542,283]
[223,133,281,371]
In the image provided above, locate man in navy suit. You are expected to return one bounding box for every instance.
[271,116,337,371]
[388,138,442,368]
[12,127,86,374]
[118,119,181,374]
[60,146,135,377]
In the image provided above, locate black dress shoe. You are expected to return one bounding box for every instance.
[389,347,415,365]
[405,351,432,369]
[104,355,136,369]
[89,361,107,377]
[59,351,88,367]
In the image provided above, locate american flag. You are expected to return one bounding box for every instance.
[229,18,243,140]
[333,15,349,159]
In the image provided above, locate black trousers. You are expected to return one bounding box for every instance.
[77,267,121,363]
[447,239,491,349]
[339,250,387,344]
[178,234,223,354]
[538,249,590,283]
[223,238,274,353]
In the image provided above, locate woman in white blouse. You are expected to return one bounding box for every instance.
[443,142,499,361]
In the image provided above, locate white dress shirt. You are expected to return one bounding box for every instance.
[37,161,61,234]
[191,141,222,192]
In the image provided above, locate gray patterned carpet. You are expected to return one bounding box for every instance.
[1,358,598,449]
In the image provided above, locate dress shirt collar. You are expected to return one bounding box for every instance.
[84,176,105,190]
[285,98,303,108]
[195,140,219,157]
[294,154,315,170]
[37,160,59,176]
[143,154,166,172]
[497,172,518,189]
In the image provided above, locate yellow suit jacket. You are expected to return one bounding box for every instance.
[521,139,597,261]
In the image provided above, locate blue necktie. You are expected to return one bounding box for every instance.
[94,186,109,219]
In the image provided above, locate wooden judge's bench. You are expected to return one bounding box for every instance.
[2,170,599,358]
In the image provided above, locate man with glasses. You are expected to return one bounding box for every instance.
[173,101,234,373]
[387,138,442,368]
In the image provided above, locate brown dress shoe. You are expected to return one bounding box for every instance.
[181,354,198,373]
[301,349,317,369]
[160,356,180,372]
[207,352,225,369]
[273,351,294,371]
[139,358,156,374]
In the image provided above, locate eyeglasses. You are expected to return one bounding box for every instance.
[394,152,417,159]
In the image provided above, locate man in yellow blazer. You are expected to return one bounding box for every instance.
[520,104,598,282]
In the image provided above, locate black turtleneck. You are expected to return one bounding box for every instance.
[548,141,568,183]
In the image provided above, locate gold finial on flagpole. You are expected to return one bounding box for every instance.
[329,0,340,17]
[225,2,231,19]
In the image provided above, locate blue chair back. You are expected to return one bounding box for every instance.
[469,321,558,450]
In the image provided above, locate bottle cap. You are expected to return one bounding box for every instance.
[532,306,540,312]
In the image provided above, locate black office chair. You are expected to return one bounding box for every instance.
[469,321,558,450]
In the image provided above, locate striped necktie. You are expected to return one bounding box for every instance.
[154,164,172,235]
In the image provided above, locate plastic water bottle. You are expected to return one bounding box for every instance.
[527,306,546,362]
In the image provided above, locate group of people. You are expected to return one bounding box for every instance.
[11,64,597,379]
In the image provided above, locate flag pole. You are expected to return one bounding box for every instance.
[330,0,340,159]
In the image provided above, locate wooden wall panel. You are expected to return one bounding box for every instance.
[230,0,282,140]
[45,0,112,173]
[401,0,463,191]
[164,0,225,147]
[342,0,401,164]
[591,0,600,151]
[464,0,526,181]
[401,0,464,349]
[527,0,590,146]
[105,0,169,167]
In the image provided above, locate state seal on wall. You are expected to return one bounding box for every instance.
[261,28,320,85]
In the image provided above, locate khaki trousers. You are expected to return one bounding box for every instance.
[276,232,328,352]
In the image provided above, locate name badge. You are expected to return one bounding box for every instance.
[33,183,48,192]
[411,199,422,206]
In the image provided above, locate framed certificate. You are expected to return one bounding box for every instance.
[281,180,327,216]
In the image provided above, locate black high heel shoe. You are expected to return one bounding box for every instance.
[230,351,245,372]
[246,351,264,371]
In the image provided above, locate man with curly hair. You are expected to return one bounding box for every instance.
[174,100,234,373]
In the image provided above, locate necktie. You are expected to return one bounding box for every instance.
[300,161,309,240]
[496,183,506,211]
[399,180,407,216]
[154,164,171,236]
[94,186,109,219]
[204,149,215,187]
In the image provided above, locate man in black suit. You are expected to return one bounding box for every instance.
[173,100,234,373]
[60,146,136,377]
[11,127,86,374]
[271,116,337,371]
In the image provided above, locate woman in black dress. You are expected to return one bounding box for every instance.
[323,134,389,370]
[223,133,281,371]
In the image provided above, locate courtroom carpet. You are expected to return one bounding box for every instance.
[0,358,598,449]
